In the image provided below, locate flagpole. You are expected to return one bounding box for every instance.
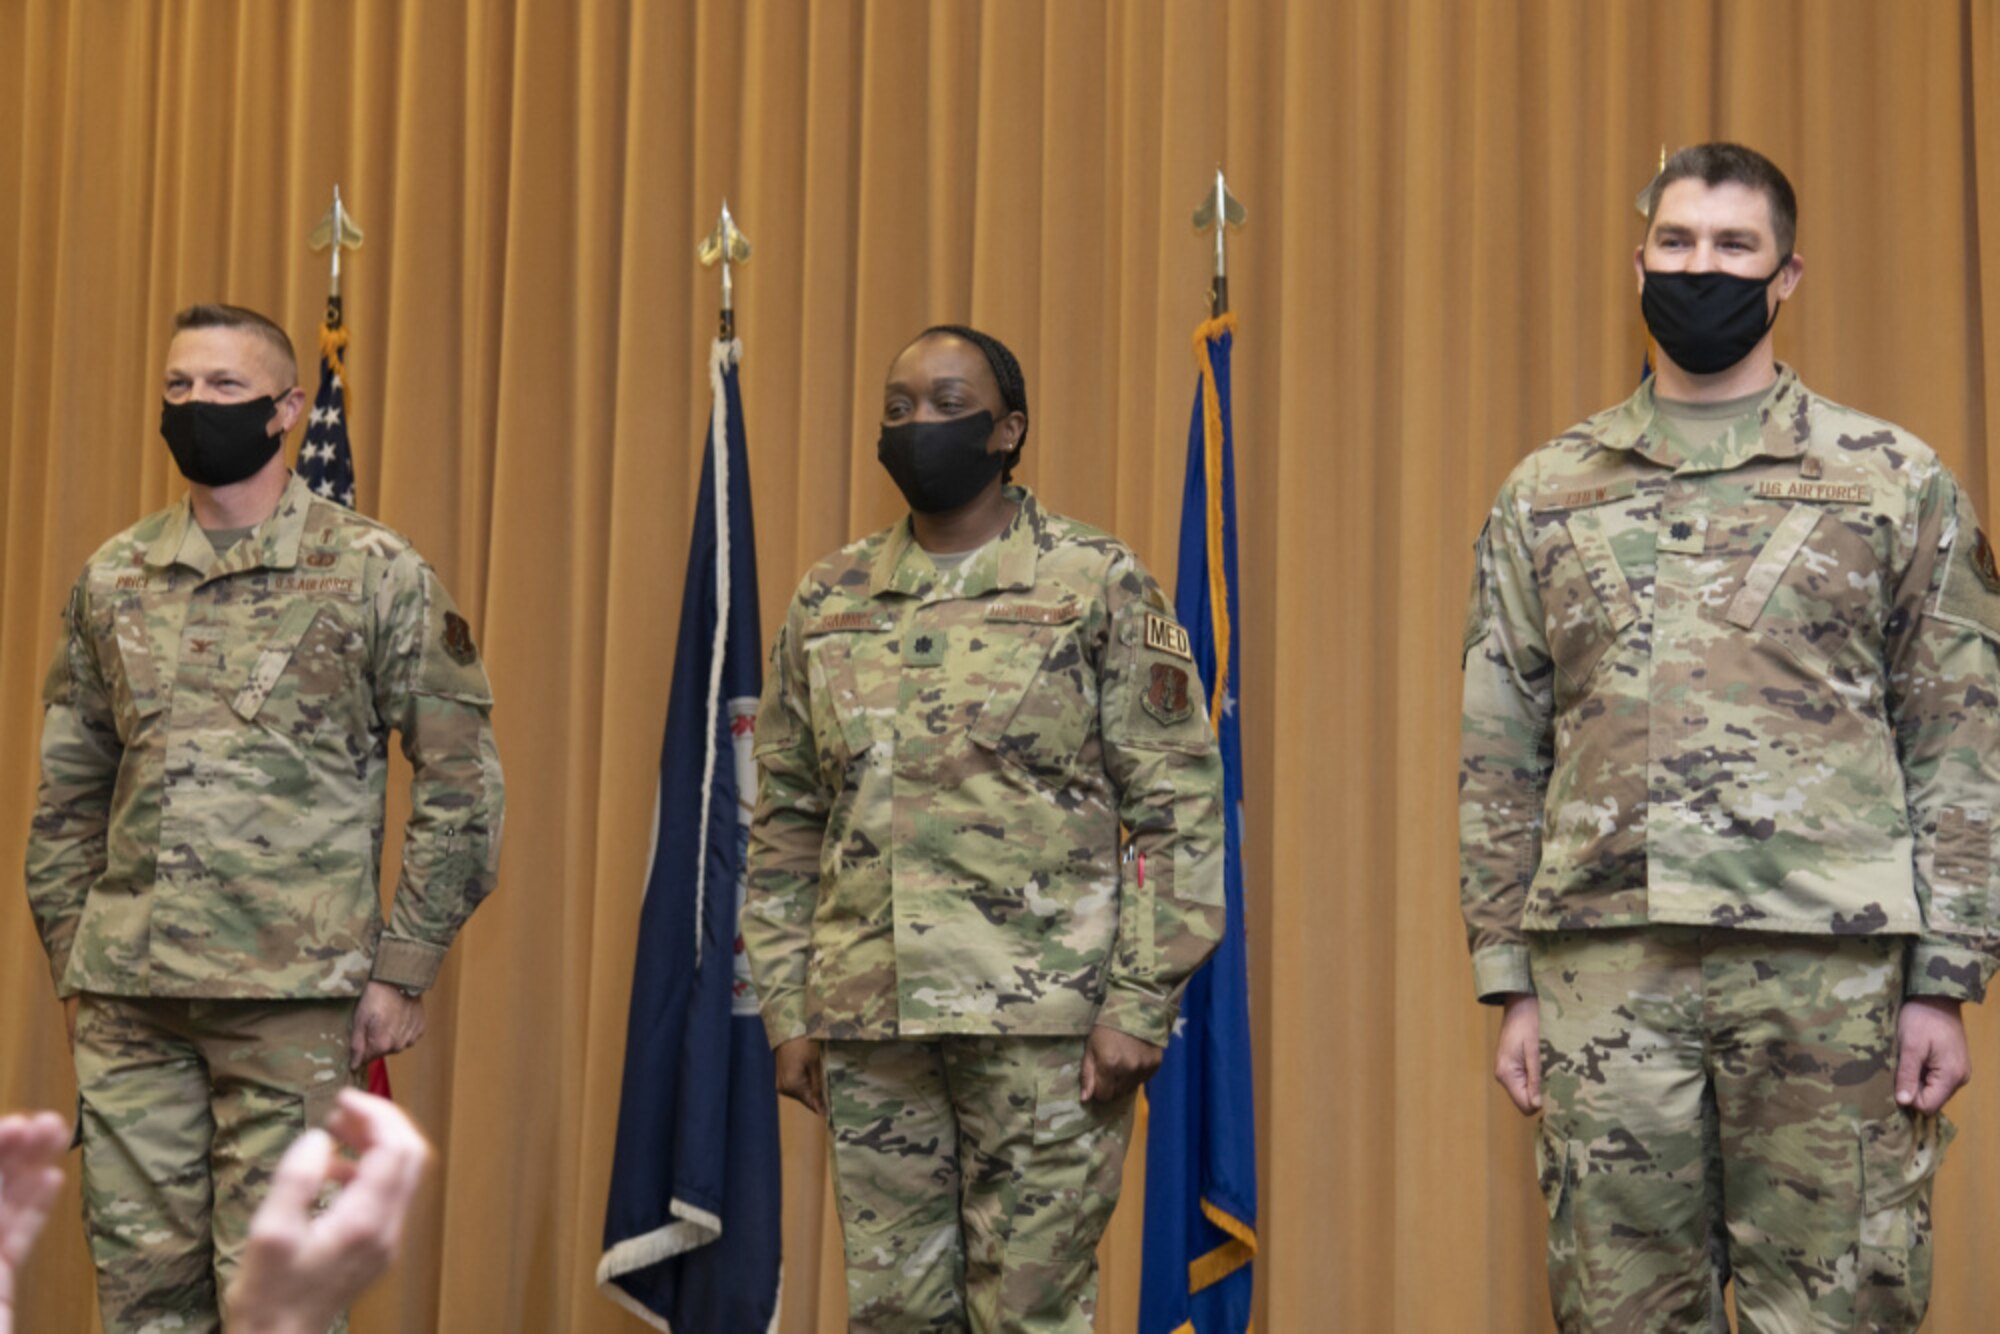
[691,202,750,967]
[301,187,364,511]
[1140,169,1257,1334]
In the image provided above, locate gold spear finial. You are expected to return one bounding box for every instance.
[698,201,752,339]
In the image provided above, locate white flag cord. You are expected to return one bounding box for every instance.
[692,337,743,967]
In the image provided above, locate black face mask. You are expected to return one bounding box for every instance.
[159,396,285,486]
[1641,261,1789,375]
[877,410,1007,514]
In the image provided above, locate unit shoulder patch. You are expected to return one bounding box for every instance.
[442,611,479,665]
[1933,521,2000,646]
[1140,662,1195,725]
[1143,612,1193,662]
[1976,529,2000,592]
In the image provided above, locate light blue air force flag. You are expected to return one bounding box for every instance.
[1140,315,1259,1332]
[598,338,781,1332]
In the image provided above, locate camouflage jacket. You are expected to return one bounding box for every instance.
[26,472,504,999]
[1461,367,2000,1004]
[744,487,1225,1048]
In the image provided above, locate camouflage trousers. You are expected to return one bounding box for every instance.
[72,993,357,1334]
[1530,929,1953,1334]
[823,1036,1138,1333]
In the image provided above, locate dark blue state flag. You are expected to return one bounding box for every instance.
[298,296,357,508]
[1140,312,1259,1333]
[598,338,782,1332]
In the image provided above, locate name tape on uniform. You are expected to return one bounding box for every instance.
[805,611,891,635]
[1755,480,1873,505]
[1532,480,1638,512]
[986,601,1081,625]
[1144,612,1193,661]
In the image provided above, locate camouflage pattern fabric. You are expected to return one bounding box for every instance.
[745,486,1225,1049]
[822,1036,1136,1333]
[26,470,505,998]
[73,992,358,1334]
[1531,929,1951,1333]
[1461,366,2000,1004]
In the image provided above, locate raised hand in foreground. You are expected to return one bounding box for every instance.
[0,1111,69,1334]
[226,1089,432,1334]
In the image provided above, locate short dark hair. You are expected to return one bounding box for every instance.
[915,324,1029,482]
[1645,142,1798,258]
[171,304,299,385]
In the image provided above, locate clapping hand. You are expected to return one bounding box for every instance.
[225,1090,431,1334]
[0,1111,68,1334]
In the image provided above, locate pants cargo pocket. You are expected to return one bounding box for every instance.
[983,1043,1135,1331]
[1535,1119,1584,1334]
[1857,1110,1954,1329]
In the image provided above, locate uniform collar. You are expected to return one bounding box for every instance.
[867,485,1043,601]
[145,471,314,579]
[1598,363,1814,474]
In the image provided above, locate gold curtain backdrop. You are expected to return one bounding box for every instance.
[6,1,2000,1329]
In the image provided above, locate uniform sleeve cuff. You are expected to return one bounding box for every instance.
[1094,990,1177,1047]
[1905,942,1993,1003]
[759,997,809,1050]
[370,935,446,991]
[1473,943,1535,1005]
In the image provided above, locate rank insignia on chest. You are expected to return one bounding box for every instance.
[442,611,479,665]
[1144,612,1193,662]
[1142,662,1194,725]
[1658,513,1708,555]
[903,630,946,667]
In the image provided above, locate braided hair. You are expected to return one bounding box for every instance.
[917,323,1029,481]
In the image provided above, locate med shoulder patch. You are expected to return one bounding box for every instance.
[1144,612,1193,662]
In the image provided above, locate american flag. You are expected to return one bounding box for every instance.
[299,294,357,507]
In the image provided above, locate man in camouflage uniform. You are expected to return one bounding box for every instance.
[25,303,503,1332]
[745,325,1224,1331]
[1461,143,1999,1332]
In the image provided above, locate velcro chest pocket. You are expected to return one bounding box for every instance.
[802,612,894,765]
[1720,484,1883,668]
[232,599,363,725]
[95,594,173,736]
[1530,481,1641,693]
[968,599,1094,780]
